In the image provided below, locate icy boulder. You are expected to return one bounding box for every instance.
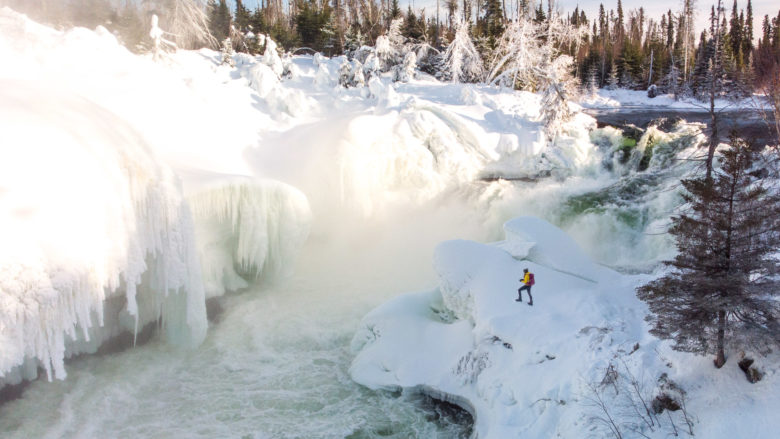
[246,61,311,117]
[188,178,312,298]
[351,217,623,437]
[0,81,207,384]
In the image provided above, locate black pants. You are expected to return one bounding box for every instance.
[518,285,533,303]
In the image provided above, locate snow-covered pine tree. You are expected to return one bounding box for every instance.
[338,57,366,87]
[388,17,405,50]
[344,26,365,56]
[393,51,417,82]
[339,57,353,87]
[262,34,284,77]
[414,43,441,75]
[374,35,395,72]
[541,55,576,141]
[145,0,215,49]
[149,14,176,61]
[606,60,619,90]
[351,59,366,87]
[221,37,235,66]
[363,53,381,80]
[637,136,780,368]
[442,19,484,83]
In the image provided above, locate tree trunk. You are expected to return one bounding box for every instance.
[714,309,727,368]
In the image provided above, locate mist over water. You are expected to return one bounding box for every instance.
[0,113,701,437]
[0,197,489,438]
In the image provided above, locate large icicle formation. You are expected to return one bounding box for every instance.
[188,179,312,298]
[0,82,207,385]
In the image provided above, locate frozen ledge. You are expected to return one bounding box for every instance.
[350,217,640,438]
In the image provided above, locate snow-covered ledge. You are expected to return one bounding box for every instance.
[350,217,643,437]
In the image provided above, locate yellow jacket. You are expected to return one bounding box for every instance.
[522,272,530,284]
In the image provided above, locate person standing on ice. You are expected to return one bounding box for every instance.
[516,268,534,306]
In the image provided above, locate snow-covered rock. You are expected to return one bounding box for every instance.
[351,217,780,438]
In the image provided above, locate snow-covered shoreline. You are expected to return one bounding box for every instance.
[579,87,769,112]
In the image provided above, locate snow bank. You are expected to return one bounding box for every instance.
[351,217,780,438]
[580,87,763,111]
[0,81,207,384]
[502,216,601,281]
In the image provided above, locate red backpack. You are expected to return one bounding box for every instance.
[528,273,535,286]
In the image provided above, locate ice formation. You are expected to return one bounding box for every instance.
[0,10,314,386]
[188,178,312,298]
[0,82,207,385]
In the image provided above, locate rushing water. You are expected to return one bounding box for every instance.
[0,110,721,438]
[0,203,485,438]
[585,107,777,147]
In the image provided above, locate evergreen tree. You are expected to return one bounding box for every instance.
[209,0,231,43]
[442,20,484,83]
[606,59,619,89]
[729,0,743,67]
[484,0,505,48]
[234,0,251,32]
[403,7,423,41]
[295,0,332,51]
[536,0,547,24]
[115,2,147,52]
[744,0,754,55]
[221,37,235,66]
[638,136,780,368]
[390,0,402,21]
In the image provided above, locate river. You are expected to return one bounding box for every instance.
[584,106,777,147]
[0,202,485,438]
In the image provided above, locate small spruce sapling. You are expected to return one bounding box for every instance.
[221,37,235,66]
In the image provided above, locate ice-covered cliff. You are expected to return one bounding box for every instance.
[0,82,207,385]
[0,8,313,385]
